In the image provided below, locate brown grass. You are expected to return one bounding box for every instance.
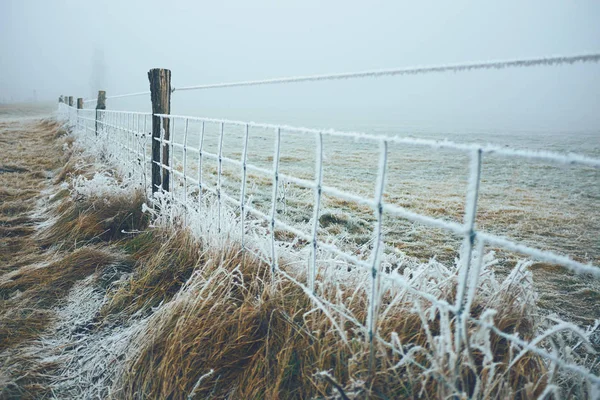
[115,247,355,399]
[265,155,303,163]
[110,240,548,399]
[101,229,203,321]
[0,117,561,398]
[0,118,138,397]
[0,352,60,400]
[0,247,124,352]
[0,119,67,277]
[37,188,149,250]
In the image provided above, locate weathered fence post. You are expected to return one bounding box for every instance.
[148,68,171,193]
[68,96,74,107]
[76,98,83,132]
[95,90,106,136]
[58,96,63,103]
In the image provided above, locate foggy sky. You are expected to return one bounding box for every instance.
[1,0,599,133]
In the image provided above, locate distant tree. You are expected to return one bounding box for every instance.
[90,47,106,97]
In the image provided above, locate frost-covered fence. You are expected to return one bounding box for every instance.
[57,52,600,390]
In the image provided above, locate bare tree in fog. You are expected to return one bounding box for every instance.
[90,47,106,98]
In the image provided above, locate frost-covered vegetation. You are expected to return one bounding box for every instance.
[0,110,598,399]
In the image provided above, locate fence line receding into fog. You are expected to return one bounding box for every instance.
[59,52,600,388]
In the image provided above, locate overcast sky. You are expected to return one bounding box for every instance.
[1,0,599,132]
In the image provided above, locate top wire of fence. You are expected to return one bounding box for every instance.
[82,52,600,103]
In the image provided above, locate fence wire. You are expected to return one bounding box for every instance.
[58,60,600,390]
[173,53,600,92]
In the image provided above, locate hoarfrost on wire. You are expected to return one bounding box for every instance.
[51,104,600,396]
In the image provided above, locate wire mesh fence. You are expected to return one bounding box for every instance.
[57,54,600,390]
[58,101,600,389]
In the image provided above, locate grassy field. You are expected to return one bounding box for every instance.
[0,106,598,398]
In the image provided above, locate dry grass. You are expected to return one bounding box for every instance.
[102,229,203,321]
[53,159,81,183]
[114,247,350,399]
[0,116,586,398]
[0,119,66,276]
[109,241,548,399]
[0,352,60,400]
[0,245,129,400]
[0,247,124,351]
[319,211,369,235]
[0,118,139,398]
[37,188,149,250]
[265,155,303,163]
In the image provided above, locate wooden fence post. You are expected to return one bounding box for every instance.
[148,68,171,193]
[59,96,63,103]
[68,96,74,106]
[76,98,83,132]
[95,90,106,136]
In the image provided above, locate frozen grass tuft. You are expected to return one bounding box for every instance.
[37,174,149,250]
[105,229,556,399]
[0,246,127,351]
[101,229,204,322]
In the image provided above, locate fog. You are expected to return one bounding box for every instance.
[2,0,600,133]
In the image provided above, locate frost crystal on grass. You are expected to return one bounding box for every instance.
[35,103,599,398]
